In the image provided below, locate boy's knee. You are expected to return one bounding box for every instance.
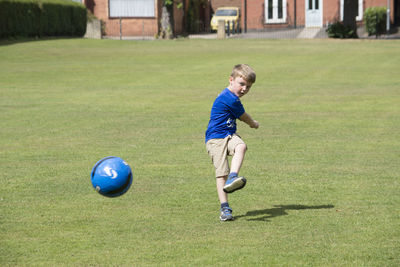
[235,143,247,154]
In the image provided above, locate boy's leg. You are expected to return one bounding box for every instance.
[224,135,247,193]
[230,143,247,174]
[216,176,228,204]
[206,138,233,221]
[217,176,233,221]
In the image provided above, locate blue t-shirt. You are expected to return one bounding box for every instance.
[205,88,245,143]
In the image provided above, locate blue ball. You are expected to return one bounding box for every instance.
[91,156,132,197]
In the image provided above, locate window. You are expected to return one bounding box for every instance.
[265,0,287,23]
[215,10,238,16]
[340,0,363,21]
[109,0,155,18]
[308,0,319,10]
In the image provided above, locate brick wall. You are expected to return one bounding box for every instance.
[242,0,395,31]
[211,0,242,13]
[88,0,189,37]
[89,0,160,37]
[365,0,396,22]
[323,0,340,26]
[85,0,395,36]
[243,0,263,29]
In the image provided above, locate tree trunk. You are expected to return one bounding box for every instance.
[181,0,186,35]
[160,4,174,39]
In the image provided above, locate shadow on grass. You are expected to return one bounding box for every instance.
[0,37,80,46]
[236,204,335,222]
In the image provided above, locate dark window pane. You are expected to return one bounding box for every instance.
[268,0,273,19]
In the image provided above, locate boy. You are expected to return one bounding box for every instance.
[205,64,259,221]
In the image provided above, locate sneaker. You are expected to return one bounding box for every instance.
[220,207,234,221]
[223,176,247,193]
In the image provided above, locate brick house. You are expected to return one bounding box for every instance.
[83,0,398,37]
[211,0,399,31]
[83,0,212,37]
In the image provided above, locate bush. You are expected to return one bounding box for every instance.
[0,0,87,38]
[364,7,387,36]
[326,22,357,39]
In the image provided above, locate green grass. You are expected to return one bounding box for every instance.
[0,38,399,266]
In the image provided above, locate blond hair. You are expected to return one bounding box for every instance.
[231,64,256,84]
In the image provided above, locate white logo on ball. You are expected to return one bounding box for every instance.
[104,166,118,179]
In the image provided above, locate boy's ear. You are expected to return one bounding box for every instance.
[229,76,234,84]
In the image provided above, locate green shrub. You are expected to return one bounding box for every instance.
[0,0,39,37]
[326,22,357,39]
[364,7,387,36]
[0,0,87,38]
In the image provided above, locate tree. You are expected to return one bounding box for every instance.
[159,0,208,38]
[159,0,184,39]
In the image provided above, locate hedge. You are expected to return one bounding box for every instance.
[326,21,357,39]
[364,7,387,36]
[0,0,87,38]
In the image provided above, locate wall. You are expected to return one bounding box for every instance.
[84,19,102,39]
[87,0,159,37]
[211,0,241,12]
[242,0,396,31]
[323,0,340,26]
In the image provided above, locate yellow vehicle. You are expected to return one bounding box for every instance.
[210,7,240,32]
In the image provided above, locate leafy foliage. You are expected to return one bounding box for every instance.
[0,0,86,38]
[364,7,387,36]
[326,21,357,38]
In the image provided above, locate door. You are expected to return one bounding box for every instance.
[306,0,322,27]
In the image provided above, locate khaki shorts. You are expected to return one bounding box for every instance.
[206,134,246,178]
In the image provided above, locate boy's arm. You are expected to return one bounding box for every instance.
[239,112,259,129]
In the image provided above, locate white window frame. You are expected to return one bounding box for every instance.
[109,0,155,18]
[265,0,287,23]
[340,0,363,21]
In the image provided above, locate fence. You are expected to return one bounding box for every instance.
[82,15,329,40]
[211,19,328,39]
[84,16,397,40]
[102,18,158,40]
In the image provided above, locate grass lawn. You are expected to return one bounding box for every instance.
[0,38,399,266]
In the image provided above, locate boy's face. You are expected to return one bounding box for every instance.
[229,76,252,98]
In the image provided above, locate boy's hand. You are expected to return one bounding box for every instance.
[250,120,259,129]
[239,112,259,129]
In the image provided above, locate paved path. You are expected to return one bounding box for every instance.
[188,27,400,40]
[188,28,327,39]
